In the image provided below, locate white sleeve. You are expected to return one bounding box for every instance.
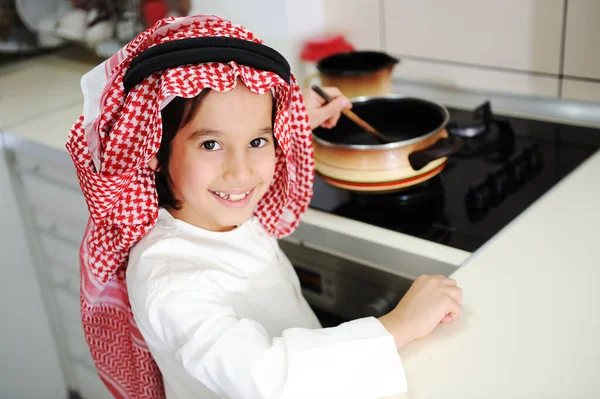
[145,279,408,399]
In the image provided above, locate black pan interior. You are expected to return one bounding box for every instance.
[313,97,446,146]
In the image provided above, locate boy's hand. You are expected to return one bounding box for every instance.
[378,275,463,349]
[302,86,352,130]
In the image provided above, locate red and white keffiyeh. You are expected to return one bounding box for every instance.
[65,14,314,398]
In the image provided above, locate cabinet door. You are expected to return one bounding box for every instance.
[562,80,600,103]
[562,0,600,102]
[0,143,68,399]
[563,0,600,80]
[383,0,564,74]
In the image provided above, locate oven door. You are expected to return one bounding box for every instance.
[278,240,414,328]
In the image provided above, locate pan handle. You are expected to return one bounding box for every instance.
[409,136,463,171]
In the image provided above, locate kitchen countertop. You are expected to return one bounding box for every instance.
[2,53,599,398]
[386,148,600,398]
[0,53,93,130]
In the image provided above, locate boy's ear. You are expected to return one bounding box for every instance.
[148,156,159,172]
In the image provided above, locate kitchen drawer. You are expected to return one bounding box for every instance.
[34,209,87,249]
[49,262,80,296]
[72,363,113,399]
[20,173,90,225]
[39,233,80,273]
[9,145,81,191]
[55,290,85,342]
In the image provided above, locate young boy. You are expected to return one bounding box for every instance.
[66,14,461,399]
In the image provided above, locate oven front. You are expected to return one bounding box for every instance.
[278,240,414,328]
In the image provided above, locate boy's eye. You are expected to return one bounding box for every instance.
[201,140,222,151]
[249,138,267,148]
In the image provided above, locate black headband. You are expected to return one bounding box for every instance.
[123,37,291,93]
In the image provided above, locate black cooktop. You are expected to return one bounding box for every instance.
[309,102,600,252]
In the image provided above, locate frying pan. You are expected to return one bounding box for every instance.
[312,95,463,193]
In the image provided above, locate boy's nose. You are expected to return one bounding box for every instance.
[223,150,252,183]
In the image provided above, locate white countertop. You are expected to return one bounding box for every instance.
[2,54,600,398]
[0,55,92,131]
[386,150,600,398]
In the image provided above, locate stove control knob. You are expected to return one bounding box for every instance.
[363,292,398,318]
[508,153,531,183]
[524,144,543,172]
[490,170,509,197]
[465,183,491,210]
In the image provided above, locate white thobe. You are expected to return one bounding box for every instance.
[127,208,407,399]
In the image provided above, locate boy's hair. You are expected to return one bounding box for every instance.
[156,89,278,209]
[156,90,210,209]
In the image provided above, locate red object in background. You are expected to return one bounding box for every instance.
[143,0,169,27]
[300,35,355,62]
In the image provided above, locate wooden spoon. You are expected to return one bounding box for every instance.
[311,85,391,143]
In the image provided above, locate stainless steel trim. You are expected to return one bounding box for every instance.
[279,239,414,321]
[392,78,600,129]
[283,211,464,280]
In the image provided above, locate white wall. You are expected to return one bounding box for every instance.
[0,135,67,398]
[190,0,327,84]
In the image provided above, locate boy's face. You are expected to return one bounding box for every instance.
[164,82,276,232]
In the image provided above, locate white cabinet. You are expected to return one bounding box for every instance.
[563,0,600,80]
[383,0,564,73]
[320,0,600,102]
[561,0,600,102]
[3,135,112,399]
[0,136,68,399]
[320,0,565,98]
[562,80,600,103]
[381,0,564,97]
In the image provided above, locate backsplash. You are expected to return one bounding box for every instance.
[321,0,600,103]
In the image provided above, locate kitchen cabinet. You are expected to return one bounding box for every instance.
[315,0,568,98]
[561,0,600,102]
[562,79,600,103]
[378,0,564,97]
[2,135,113,399]
[563,0,600,80]
[0,136,68,399]
[382,0,564,74]
[320,0,600,101]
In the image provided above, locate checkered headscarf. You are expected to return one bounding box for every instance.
[65,14,314,398]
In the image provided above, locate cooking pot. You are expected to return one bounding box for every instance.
[306,51,400,99]
[312,95,463,193]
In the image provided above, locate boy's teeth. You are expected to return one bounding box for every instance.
[228,193,246,201]
[213,190,250,201]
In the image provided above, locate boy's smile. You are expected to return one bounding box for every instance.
[155,81,276,232]
[209,187,255,208]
